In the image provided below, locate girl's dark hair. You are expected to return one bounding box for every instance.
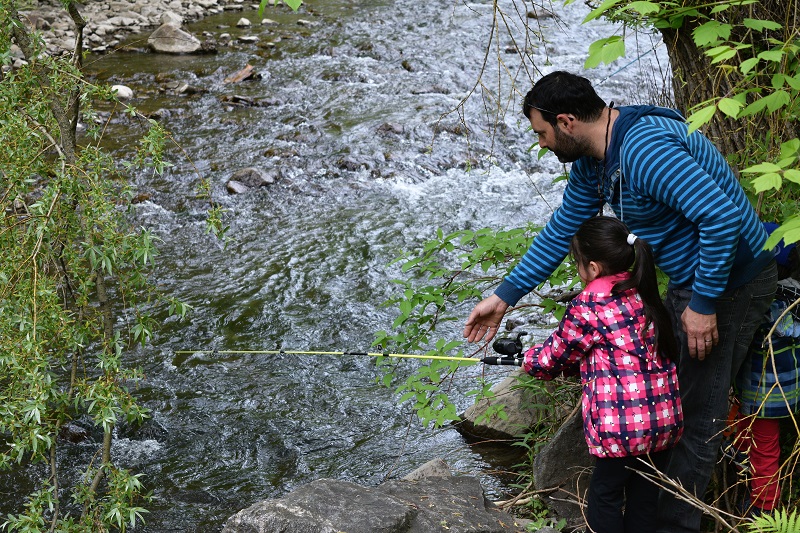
[570,216,677,360]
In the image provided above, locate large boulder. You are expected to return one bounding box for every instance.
[533,407,594,525]
[147,23,201,53]
[458,370,571,440]
[457,369,589,527]
[222,460,532,533]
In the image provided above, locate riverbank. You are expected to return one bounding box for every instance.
[17,0,296,55]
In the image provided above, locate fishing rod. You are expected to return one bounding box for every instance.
[175,348,480,363]
[175,333,531,366]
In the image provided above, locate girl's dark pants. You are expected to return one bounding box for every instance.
[586,450,669,533]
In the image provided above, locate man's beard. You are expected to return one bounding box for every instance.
[551,126,593,163]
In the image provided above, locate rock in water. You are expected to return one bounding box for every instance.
[148,23,202,54]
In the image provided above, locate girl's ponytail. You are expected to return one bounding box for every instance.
[617,236,678,361]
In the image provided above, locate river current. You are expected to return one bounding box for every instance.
[4,1,669,530]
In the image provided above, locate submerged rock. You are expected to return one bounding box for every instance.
[226,167,279,194]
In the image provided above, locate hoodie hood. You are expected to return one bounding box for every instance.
[604,105,685,178]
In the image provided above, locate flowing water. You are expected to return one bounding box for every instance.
[3,1,669,530]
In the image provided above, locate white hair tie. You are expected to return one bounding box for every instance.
[627,233,637,245]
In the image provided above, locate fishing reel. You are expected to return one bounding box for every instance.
[481,331,528,366]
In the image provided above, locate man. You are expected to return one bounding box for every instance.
[464,71,777,532]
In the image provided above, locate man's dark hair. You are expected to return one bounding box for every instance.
[522,71,607,126]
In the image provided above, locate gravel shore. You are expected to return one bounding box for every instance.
[16,0,293,56]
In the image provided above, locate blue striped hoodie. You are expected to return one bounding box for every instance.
[496,105,774,314]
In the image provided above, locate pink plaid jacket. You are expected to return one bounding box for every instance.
[523,272,683,458]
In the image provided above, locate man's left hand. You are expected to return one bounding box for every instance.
[681,307,718,360]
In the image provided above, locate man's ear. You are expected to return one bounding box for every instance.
[556,113,575,133]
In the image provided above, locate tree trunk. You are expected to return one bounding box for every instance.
[658,0,799,166]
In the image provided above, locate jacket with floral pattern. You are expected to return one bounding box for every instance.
[523,272,683,458]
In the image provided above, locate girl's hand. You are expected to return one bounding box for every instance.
[463,294,508,343]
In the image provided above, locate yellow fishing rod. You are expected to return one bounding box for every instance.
[175,333,530,367]
[174,348,481,363]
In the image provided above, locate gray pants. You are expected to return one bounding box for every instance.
[656,261,777,533]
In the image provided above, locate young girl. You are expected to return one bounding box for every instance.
[522,216,683,533]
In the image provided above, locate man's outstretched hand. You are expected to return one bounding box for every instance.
[463,294,509,343]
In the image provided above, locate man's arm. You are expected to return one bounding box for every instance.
[464,163,600,343]
[500,162,602,305]
[627,120,742,312]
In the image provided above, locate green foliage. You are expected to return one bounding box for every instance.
[0,2,203,530]
[748,508,800,533]
[578,0,800,244]
[373,221,579,427]
[523,500,567,532]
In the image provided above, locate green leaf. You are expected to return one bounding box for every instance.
[741,162,783,174]
[626,1,660,15]
[693,21,732,47]
[740,97,769,117]
[761,90,791,113]
[740,57,760,74]
[750,173,782,192]
[686,105,716,134]
[784,169,800,185]
[758,49,785,62]
[742,18,782,32]
[585,36,626,69]
[785,75,800,91]
[717,98,742,118]
[710,48,737,64]
[780,139,800,158]
[764,218,800,249]
[583,0,624,23]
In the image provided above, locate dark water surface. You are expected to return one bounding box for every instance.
[3,1,669,530]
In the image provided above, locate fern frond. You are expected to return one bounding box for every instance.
[748,508,800,533]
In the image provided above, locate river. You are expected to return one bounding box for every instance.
[4,1,669,530]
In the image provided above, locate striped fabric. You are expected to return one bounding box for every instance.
[735,293,800,419]
[523,272,683,458]
[496,106,773,315]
